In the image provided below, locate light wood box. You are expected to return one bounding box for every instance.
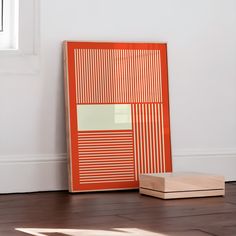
[139,172,225,199]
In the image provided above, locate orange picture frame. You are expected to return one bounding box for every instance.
[64,42,172,192]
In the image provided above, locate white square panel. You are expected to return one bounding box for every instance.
[77,104,132,131]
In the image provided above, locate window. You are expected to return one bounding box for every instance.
[0,0,3,32]
[0,0,39,75]
[0,0,18,50]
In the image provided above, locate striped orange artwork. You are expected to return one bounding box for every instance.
[78,130,136,189]
[64,42,172,192]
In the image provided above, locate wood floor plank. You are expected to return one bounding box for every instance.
[0,183,235,236]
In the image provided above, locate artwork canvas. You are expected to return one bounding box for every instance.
[64,42,172,192]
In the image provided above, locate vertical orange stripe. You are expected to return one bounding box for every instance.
[80,49,84,103]
[119,50,123,103]
[141,104,146,173]
[83,49,87,103]
[161,104,166,171]
[140,50,144,103]
[88,49,92,104]
[104,49,108,103]
[153,51,157,102]
[153,104,159,172]
[158,104,163,172]
[146,104,150,173]
[142,50,145,102]
[123,50,127,103]
[78,49,82,103]
[137,104,142,174]
[94,49,98,103]
[74,50,78,103]
[132,50,136,103]
[93,49,97,103]
[162,45,172,172]
[143,104,147,173]
[146,51,151,102]
[136,50,140,103]
[159,50,162,103]
[141,50,145,102]
[122,49,126,103]
[147,104,152,173]
[108,49,112,104]
[99,49,104,104]
[145,50,149,102]
[151,51,155,102]
[135,50,138,103]
[159,103,164,172]
[90,49,93,103]
[101,49,104,103]
[66,43,80,191]
[116,50,120,103]
[111,50,115,103]
[106,50,109,103]
[113,50,115,103]
[155,51,159,103]
[160,104,165,172]
[128,50,131,103]
[84,49,88,103]
[131,105,137,180]
[84,49,88,104]
[150,104,156,173]
[135,104,140,177]
[101,49,105,103]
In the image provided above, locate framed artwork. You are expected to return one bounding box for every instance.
[64,42,172,192]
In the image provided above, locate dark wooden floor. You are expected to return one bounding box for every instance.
[1,183,236,236]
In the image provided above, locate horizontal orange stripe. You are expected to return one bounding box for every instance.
[79,158,134,162]
[78,138,133,142]
[80,179,135,184]
[80,167,135,170]
[78,129,132,133]
[80,174,134,179]
[80,172,134,177]
[77,102,163,105]
[80,167,134,172]
[78,142,133,145]
[79,154,134,158]
[78,143,133,147]
[80,176,134,181]
[79,149,133,153]
[80,164,134,168]
[80,161,134,168]
[78,133,132,136]
[79,153,133,156]
[78,147,133,151]
[78,147,133,150]
[78,133,133,136]
[79,158,133,162]
[80,179,134,183]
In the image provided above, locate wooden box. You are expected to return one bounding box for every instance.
[139,172,225,199]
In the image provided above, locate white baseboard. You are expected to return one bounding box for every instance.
[173,149,236,181]
[0,154,68,194]
[0,149,235,193]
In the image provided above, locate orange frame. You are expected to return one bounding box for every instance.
[64,42,172,192]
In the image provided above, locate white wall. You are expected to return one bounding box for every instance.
[0,0,236,193]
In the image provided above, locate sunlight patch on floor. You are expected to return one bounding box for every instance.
[15,228,168,236]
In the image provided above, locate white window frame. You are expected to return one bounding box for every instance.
[0,0,18,50]
[0,0,3,32]
[0,0,39,75]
